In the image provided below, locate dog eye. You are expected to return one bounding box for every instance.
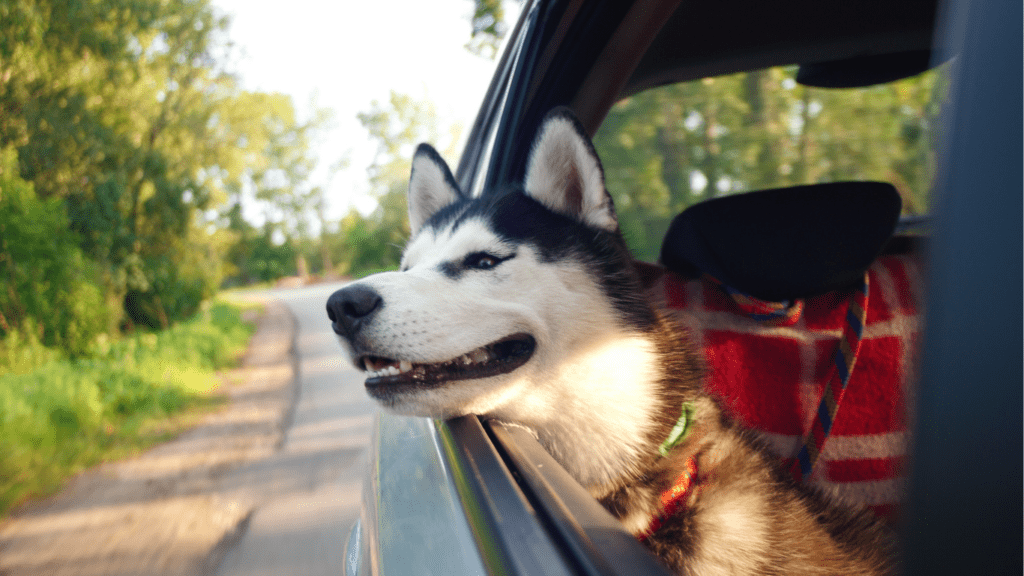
[465,252,501,270]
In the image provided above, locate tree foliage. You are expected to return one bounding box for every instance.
[323,91,462,278]
[0,148,115,356]
[466,0,508,59]
[594,67,945,260]
[0,0,318,338]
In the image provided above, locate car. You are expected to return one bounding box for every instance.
[343,1,1021,575]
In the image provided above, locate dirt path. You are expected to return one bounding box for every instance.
[0,301,299,576]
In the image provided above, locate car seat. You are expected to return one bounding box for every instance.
[642,182,922,524]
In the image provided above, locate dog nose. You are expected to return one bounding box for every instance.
[326,284,383,336]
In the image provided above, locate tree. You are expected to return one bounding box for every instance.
[247,99,331,242]
[0,147,114,355]
[594,67,945,261]
[466,0,508,59]
[222,206,297,286]
[0,1,323,328]
[324,92,461,277]
[0,0,238,327]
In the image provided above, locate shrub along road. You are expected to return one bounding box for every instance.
[0,282,373,576]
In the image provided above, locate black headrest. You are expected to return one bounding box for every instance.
[796,50,935,88]
[659,182,901,301]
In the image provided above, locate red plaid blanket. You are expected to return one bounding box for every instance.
[642,254,923,524]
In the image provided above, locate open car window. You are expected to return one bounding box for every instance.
[593,66,948,261]
[349,0,1020,574]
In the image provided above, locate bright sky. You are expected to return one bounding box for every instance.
[210,0,521,226]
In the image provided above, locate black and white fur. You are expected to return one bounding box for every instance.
[327,109,897,575]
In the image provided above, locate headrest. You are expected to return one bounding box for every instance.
[659,182,901,301]
[796,50,935,88]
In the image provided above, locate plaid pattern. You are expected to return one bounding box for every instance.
[643,254,923,523]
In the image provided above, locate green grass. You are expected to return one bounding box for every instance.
[0,300,257,516]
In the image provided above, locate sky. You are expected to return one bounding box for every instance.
[209,0,521,226]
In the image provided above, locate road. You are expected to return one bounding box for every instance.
[214,281,376,576]
[0,281,375,576]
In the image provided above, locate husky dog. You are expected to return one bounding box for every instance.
[327,109,896,575]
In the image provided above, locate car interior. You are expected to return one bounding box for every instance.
[458,0,942,524]
[357,1,1018,575]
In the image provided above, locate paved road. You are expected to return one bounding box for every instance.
[215,281,377,576]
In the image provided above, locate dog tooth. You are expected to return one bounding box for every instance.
[461,354,473,365]
[399,360,412,373]
[470,349,489,363]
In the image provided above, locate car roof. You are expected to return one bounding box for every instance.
[629,0,938,94]
[469,0,941,194]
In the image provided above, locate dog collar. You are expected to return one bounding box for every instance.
[659,401,696,456]
[638,455,698,541]
[639,402,699,541]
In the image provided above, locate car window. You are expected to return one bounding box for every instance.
[593,65,949,261]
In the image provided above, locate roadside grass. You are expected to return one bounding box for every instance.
[0,300,258,517]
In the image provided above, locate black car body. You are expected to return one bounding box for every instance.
[345,1,1021,574]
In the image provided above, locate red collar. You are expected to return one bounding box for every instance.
[637,455,698,541]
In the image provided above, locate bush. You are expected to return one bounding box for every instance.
[0,301,255,515]
[123,226,230,329]
[0,147,117,356]
[222,224,298,287]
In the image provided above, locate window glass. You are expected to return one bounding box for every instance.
[594,66,948,261]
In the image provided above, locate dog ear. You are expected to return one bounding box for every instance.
[408,143,464,235]
[523,108,618,232]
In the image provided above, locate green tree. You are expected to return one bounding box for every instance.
[326,92,460,277]
[212,94,331,286]
[222,208,297,286]
[0,0,239,327]
[0,147,115,355]
[1,1,323,325]
[247,99,330,243]
[466,0,508,59]
[594,67,944,261]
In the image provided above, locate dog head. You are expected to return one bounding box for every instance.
[327,109,658,421]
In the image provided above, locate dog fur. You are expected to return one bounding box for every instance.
[327,108,897,575]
